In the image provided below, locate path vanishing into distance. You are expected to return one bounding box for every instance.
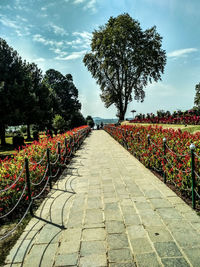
[5,130,200,267]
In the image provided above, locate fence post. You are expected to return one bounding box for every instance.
[64,137,67,155]
[163,137,167,183]
[147,134,150,146]
[190,143,196,209]
[47,148,52,189]
[58,142,61,161]
[25,157,33,216]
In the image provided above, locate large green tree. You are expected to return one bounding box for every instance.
[194,83,200,108]
[0,38,24,145]
[44,69,82,129]
[0,38,51,143]
[83,13,166,120]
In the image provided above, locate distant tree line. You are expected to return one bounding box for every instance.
[0,38,87,145]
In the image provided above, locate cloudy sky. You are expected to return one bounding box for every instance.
[1,0,200,118]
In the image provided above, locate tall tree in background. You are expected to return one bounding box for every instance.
[44,69,82,129]
[21,63,51,139]
[83,13,166,120]
[194,83,200,108]
[0,39,24,145]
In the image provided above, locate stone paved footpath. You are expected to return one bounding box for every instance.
[5,130,200,267]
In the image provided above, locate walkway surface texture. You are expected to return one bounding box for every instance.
[5,130,200,267]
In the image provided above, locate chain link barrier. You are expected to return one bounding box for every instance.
[104,125,200,210]
[0,126,90,241]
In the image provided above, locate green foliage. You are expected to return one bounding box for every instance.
[52,114,66,131]
[86,115,94,128]
[44,69,82,129]
[194,83,200,108]
[83,13,166,120]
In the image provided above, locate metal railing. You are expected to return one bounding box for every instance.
[0,127,90,241]
[104,125,200,209]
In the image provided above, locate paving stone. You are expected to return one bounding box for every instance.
[54,253,78,266]
[134,202,152,210]
[58,240,80,254]
[140,214,164,227]
[84,222,105,228]
[35,225,61,244]
[161,257,190,267]
[157,208,182,220]
[108,248,133,263]
[105,203,119,211]
[61,228,82,242]
[87,197,102,209]
[135,253,161,267]
[145,190,163,199]
[80,241,106,256]
[80,254,107,266]
[107,233,129,249]
[182,247,200,267]
[85,209,103,224]
[6,239,33,264]
[104,197,117,203]
[146,226,173,242]
[109,263,136,267]
[105,221,125,233]
[121,206,137,215]
[154,242,182,258]
[149,198,172,209]
[18,230,39,241]
[182,211,200,222]
[120,199,133,206]
[123,214,141,225]
[127,225,147,239]
[171,230,200,247]
[23,243,57,267]
[82,228,106,241]
[130,238,154,254]
[104,210,123,221]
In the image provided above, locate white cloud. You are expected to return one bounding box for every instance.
[84,0,97,12]
[33,34,63,47]
[0,16,18,29]
[67,31,92,49]
[34,58,45,62]
[50,48,68,57]
[74,0,86,4]
[167,48,198,58]
[55,50,87,60]
[49,24,68,36]
[72,0,97,12]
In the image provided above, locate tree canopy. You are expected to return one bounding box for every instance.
[83,13,166,120]
[194,82,200,108]
[0,38,85,145]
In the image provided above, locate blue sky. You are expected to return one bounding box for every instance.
[1,0,200,118]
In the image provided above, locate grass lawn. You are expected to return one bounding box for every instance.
[122,121,200,134]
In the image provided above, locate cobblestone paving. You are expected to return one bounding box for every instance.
[5,130,200,267]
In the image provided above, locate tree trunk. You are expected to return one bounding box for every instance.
[0,124,6,146]
[27,124,31,140]
[118,109,125,121]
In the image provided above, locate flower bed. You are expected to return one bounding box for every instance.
[129,115,200,125]
[0,125,90,218]
[104,124,200,199]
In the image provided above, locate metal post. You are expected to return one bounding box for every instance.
[147,134,150,146]
[64,137,67,155]
[47,148,52,189]
[190,143,196,209]
[25,157,33,216]
[58,142,61,161]
[163,137,167,183]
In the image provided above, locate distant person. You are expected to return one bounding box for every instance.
[100,122,104,128]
